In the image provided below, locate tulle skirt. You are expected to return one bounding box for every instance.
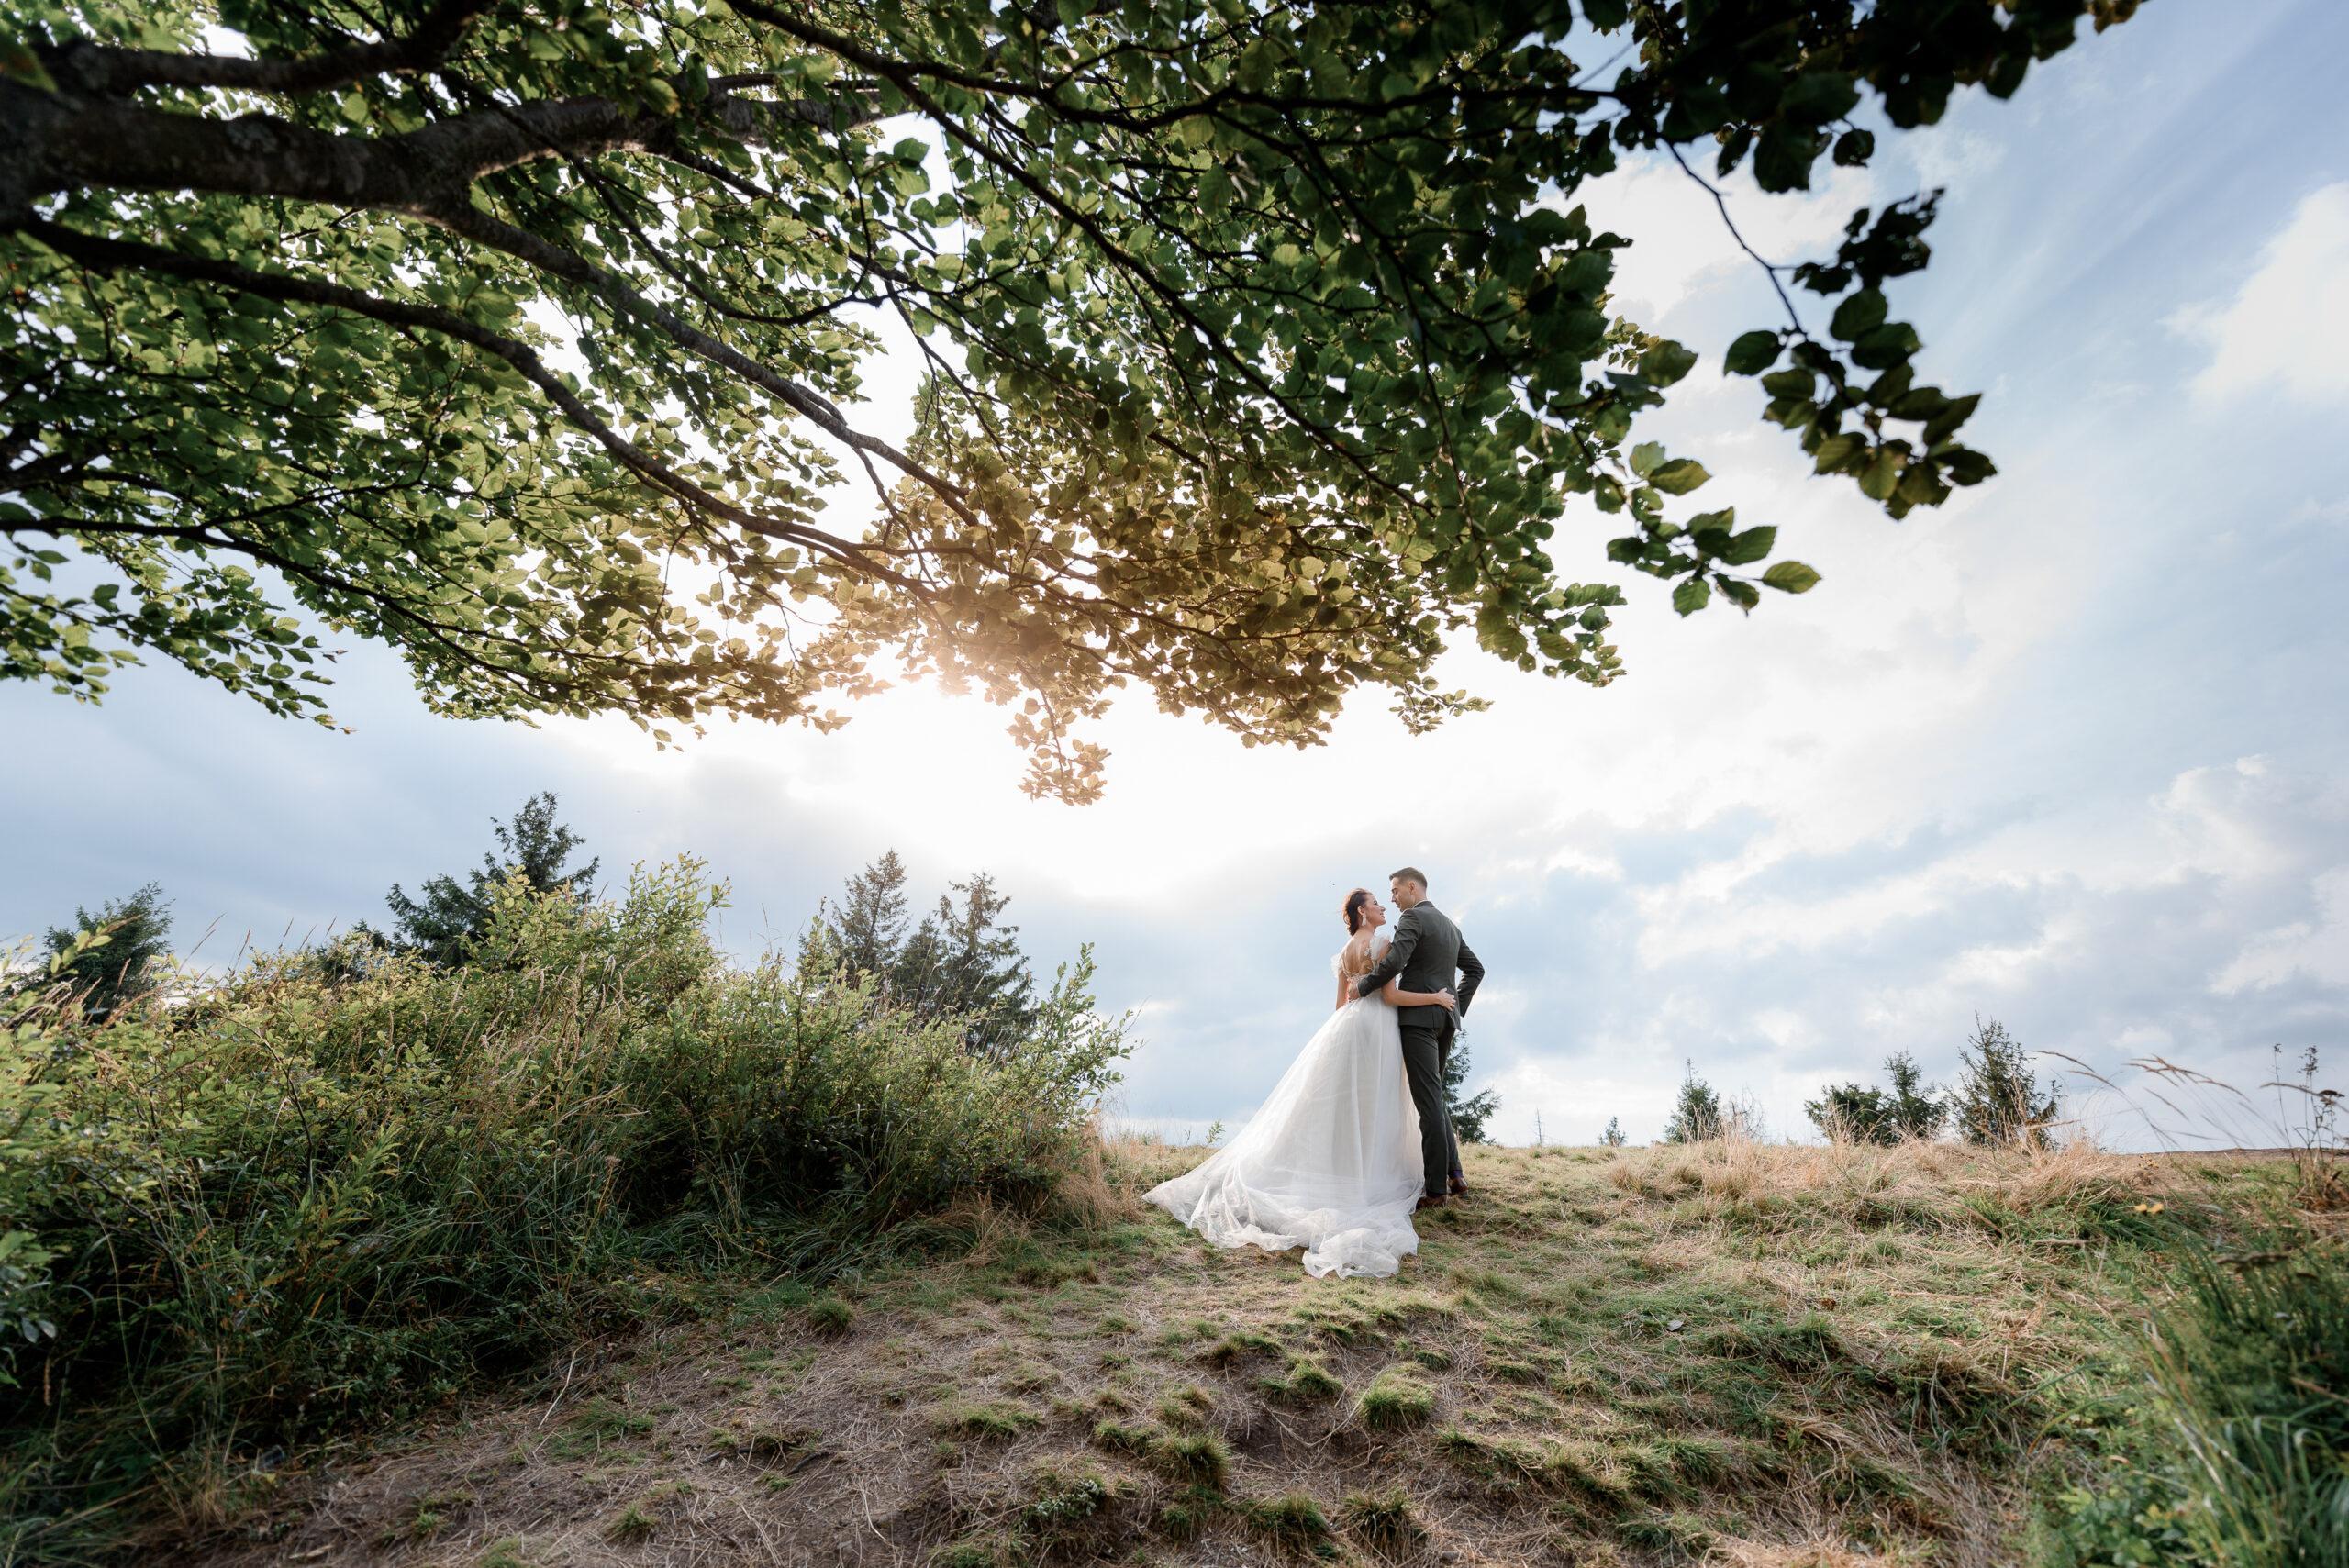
[1145,997,1423,1278]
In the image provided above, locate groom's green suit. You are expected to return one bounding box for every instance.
[1355,901,1484,1197]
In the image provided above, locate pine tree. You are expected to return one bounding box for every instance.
[820,850,914,986]
[811,859,1036,1048]
[1807,1051,1947,1144]
[380,793,598,965]
[34,883,173,1019]
[1952,1018,2059,1147]
[901,873,1036,1048]
[1661,1061,1724,1144]
[1602,1116,1627,1148]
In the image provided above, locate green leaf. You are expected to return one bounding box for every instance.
[1762,561,1820,594]
[1858,449,1902,501]
[1647,458,1710,495]
[1761,368,1815,399]
[1629,441,1664,479]
[1639,342,1698,386]
[1672,578,1711,617]
[1851,320,1921,371]
[1718,526,1776,566]
[1810,433,1865,473]
[1723,331,1780,375]
[1830,289,1887,341]
[1922,393,1981,446]
[1753,124,1821,193]
[1780,72,1860,125]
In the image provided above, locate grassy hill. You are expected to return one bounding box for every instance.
[191,1136,2313,1568]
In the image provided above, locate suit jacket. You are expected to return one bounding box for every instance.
[1355,901,1484,1034]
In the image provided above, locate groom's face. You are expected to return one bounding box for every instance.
[1390,876,1423,910]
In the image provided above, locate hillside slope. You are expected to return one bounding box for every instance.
[205,1140,2208,1568]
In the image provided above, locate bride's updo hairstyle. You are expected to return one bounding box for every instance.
[1341,888,1375,933]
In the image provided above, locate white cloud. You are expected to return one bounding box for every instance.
[2169,182,2349,406]
[2215,864,2349,994]
[1575,155,1881,326]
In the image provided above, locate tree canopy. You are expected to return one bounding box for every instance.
[24,881,173,1018]
[3,0,2141,798]
[377,789,599,962]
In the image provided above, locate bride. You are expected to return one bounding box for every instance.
[1144,887,1456,1278]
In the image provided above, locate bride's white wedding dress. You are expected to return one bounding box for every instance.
[1144,935,1424,1278]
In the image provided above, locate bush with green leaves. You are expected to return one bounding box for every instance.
[1807,1051,1946,1144]
[0,861,1128,1557]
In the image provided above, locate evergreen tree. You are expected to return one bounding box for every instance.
[1602,1117,1627,1149]
[897,873,1036,1047]
[815,850,915,988]
[1662,1061,1725,1144]
[1442,1037,1499,1146]
[380,793,598,966]
[810,857,1036,1050]
[1807,1051,1947,1144]
[1952,1018,2060,1148]
[34,883,173,1019]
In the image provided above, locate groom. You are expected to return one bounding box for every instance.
[1355,867,1484,1208]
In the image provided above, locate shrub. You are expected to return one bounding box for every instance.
[1808,1051,1946,1144]
[0,861,1128,1558]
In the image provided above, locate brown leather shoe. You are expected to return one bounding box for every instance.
[1448,1175,1470,1198]
[1415,1195,1448,1211]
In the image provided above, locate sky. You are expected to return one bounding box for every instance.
[6,1,2345,1151]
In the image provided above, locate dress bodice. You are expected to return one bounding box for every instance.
[1332,931,1390,981]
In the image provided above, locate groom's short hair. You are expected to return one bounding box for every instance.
[1389,865,1427,890]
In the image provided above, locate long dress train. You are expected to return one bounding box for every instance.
[1144,940,1423,1278]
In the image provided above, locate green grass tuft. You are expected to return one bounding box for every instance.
[606,1501,659,1543]
[806,1293,855,1337]
[1261,1354,1344,1405]
[1355,1366,1436,1431]
[1240,1491,1335,1554]
[1152,1485,1220,1542]
[1339,1485,1419,1546]
[1202,1328,1284,1366]
[1090,1418,1156,1456]
[1155,1385,1215,1428]
[1152,1429,1232,1488]
[935,1399,1041,1440]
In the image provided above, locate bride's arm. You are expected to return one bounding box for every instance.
[1334,971,1353,1012]
[1381,977,1457,1010]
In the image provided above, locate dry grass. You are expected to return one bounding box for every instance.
[187,1137,2258,1568]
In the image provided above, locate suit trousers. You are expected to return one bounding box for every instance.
[1399,1022,1459,1198]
